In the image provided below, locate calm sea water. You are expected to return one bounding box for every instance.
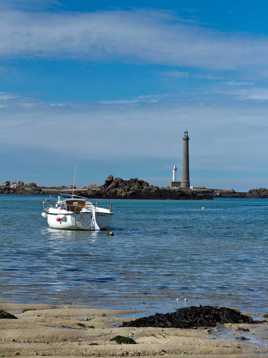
[0,195,268,316]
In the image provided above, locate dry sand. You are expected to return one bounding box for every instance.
[0,302,268,357]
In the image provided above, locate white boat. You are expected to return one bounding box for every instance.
[41,195,112,231]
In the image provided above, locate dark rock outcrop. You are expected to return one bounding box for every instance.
[212,188,268,198]
[0,310,17,319]
[0,181,42,194]
[110,336,136,344]
[82,176,213,200]
[247,188,268,198]
[122,306,254,329]
[213,189,248,198]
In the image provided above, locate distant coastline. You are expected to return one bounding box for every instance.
[1,176,268,199]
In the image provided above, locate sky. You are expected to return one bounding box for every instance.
[1,0,268,189]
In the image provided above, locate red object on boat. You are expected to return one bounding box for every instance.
[56,216,62,222]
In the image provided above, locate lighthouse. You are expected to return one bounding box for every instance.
[170,131,191,189]
[180,130,190,189]
[172,164,177,182]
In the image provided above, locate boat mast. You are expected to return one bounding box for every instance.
[72,166,77,197]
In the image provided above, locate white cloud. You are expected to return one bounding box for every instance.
[224,81,253,87]
[226,87,268,101]
[0,99,267,164]
[0,92,17,101]
[0,91,44,108]
[163,71,189,78]
[162,71,231,81]
[0,9,268,71]
[98,94,169,105]
[0,0,60,10]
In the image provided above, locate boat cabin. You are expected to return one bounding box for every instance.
[56,199,87,213]
[66,199,86,213]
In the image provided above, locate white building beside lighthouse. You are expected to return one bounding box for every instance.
[170,163,181,188]
[172,164,177,182]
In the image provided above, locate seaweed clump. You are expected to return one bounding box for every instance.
[111,336,136,344]
[0,310,17,319]
[122,306,254,329]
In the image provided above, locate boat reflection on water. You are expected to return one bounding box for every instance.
[41,227,102,243]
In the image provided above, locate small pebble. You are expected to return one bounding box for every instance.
[237,327,250,332]
[236,336,250,341]
[77,322,86,328]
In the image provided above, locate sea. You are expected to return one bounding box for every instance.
[1,195,268,317]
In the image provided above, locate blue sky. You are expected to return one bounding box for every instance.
[1,0,268,189]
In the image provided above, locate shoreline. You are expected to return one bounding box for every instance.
[1,192,268,202]
[1,302,268,357]
[1,192,268,199]
[2,181,268,199]
[5,175,268,199]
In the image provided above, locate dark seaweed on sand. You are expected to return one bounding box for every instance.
[0,310,17,319]
[111,336,136,344]
[122,306,254,329]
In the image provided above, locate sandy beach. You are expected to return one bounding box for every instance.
[1,303,268,357]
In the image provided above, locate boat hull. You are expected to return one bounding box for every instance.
[46,212,112,231]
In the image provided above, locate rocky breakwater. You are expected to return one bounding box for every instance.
[213,188,268,198]
[247,188,268,198]
[0,181,42,194]
[83,176,213,200]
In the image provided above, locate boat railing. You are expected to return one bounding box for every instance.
[42,194,112,213]
[42,195,57,211]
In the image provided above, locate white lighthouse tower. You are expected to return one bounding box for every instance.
[172,164,177,182]
[170,164,180,188]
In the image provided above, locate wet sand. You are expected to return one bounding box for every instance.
[1,302,268,357]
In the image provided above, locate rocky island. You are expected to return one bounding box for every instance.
[80,176,213,200]
[1,177,268,199]
[0,177,213,199]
